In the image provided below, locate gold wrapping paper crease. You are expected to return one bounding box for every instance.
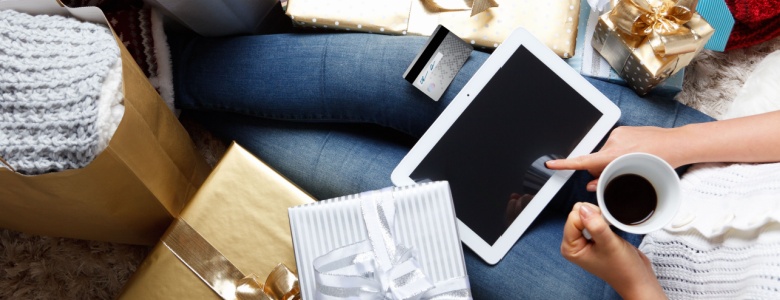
[425,0,498,16]
[286,0,579,57]
[162,219,301,300]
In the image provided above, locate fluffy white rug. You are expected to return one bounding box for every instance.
[1,35,779,299]
[676,37,780,120]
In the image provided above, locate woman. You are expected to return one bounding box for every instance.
[170,31,777,298]
[551,108,780,299]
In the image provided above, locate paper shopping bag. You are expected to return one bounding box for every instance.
[0,0,211,245]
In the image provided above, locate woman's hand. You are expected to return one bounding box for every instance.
[545,126,687,191]
[561,202,666,300]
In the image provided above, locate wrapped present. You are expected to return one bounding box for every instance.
[592,0,714,95]
[567,0,685,97]
[119,143,315,299]
[696,0,734,52]
[285,0,580,57]
[288,182,472,299]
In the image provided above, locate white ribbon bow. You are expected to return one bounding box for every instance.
[312,188,472,300]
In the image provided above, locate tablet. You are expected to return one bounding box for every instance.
[391,28,620,264]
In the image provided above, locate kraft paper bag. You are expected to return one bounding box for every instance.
[118,143,315,299]
[0,0,211,245]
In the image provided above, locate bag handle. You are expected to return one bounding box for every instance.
[0,155,15,172]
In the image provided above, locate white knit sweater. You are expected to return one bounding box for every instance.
[639,50,780,299]
[640,163,780,299]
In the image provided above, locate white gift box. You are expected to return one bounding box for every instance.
[289,181,472,299]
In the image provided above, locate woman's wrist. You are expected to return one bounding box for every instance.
[665,125,701,168]
[615,278,667,300]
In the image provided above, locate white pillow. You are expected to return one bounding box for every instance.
[722,50,780,119]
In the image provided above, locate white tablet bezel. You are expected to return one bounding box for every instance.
[391,27,621,265]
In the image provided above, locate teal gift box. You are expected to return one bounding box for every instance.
[696,0,734,52]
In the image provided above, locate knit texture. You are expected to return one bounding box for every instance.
[665,162,780,237]
[640,227,780,299]
[725,0,780,50]
[0,10,120,175]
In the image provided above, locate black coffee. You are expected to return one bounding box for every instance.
[603,174,657,225]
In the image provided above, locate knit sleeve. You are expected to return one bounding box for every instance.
[664,162,780,237]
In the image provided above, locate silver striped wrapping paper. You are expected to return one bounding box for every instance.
[288,181,469,299]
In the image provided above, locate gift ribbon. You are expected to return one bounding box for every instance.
[163,219,301,300]
[426,0,498,16]
[312,188,472,299]
[610,0,704,56]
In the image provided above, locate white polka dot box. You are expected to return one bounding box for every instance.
[285,0,580,57]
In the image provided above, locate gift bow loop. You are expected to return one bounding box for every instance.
[236,265,302,300]
[312,188,472,300]
[610,0,702,56]
[425,0,498,16]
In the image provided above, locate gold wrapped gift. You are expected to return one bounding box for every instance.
[285,0,580,57]
[592,0,714,95]
[119,143,315,299]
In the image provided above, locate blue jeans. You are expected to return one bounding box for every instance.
[172,33,714,299]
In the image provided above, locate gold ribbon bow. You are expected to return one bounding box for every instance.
[234,265,301,300]
[426,0,499,16]
[163,219,301,300]
[610,0,701,56]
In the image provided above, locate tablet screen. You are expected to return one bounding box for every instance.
[409,46,604,245]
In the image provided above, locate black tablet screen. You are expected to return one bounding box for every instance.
[409,46,604,245]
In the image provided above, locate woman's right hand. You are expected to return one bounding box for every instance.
[561,202,666,300]
[545,126,687,191]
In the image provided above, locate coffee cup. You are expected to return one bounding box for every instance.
[594,152,681,234]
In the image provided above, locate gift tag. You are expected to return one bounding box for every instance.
[403,25,473,101]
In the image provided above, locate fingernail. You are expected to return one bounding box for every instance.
[587,183,597,191]
[580,204,593,220]
[544,160,555,169]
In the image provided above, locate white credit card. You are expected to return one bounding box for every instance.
[403,25,473,101]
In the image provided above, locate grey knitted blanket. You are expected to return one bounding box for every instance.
[0,10,120,175]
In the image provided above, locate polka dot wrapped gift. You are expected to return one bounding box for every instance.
[591,0,714,95]
[285,0,580,57]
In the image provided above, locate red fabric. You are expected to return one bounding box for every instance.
[725,0,780,50]
[726,0,780,25]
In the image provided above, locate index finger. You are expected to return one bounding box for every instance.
[545,154,597,170]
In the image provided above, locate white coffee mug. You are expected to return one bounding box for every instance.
[595,152,681,234]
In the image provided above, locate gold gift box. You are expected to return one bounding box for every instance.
[286,0,581,57]
[119,143,314,299]
[591,0,714,95]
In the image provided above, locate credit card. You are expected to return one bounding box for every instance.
[403,25,473,101]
